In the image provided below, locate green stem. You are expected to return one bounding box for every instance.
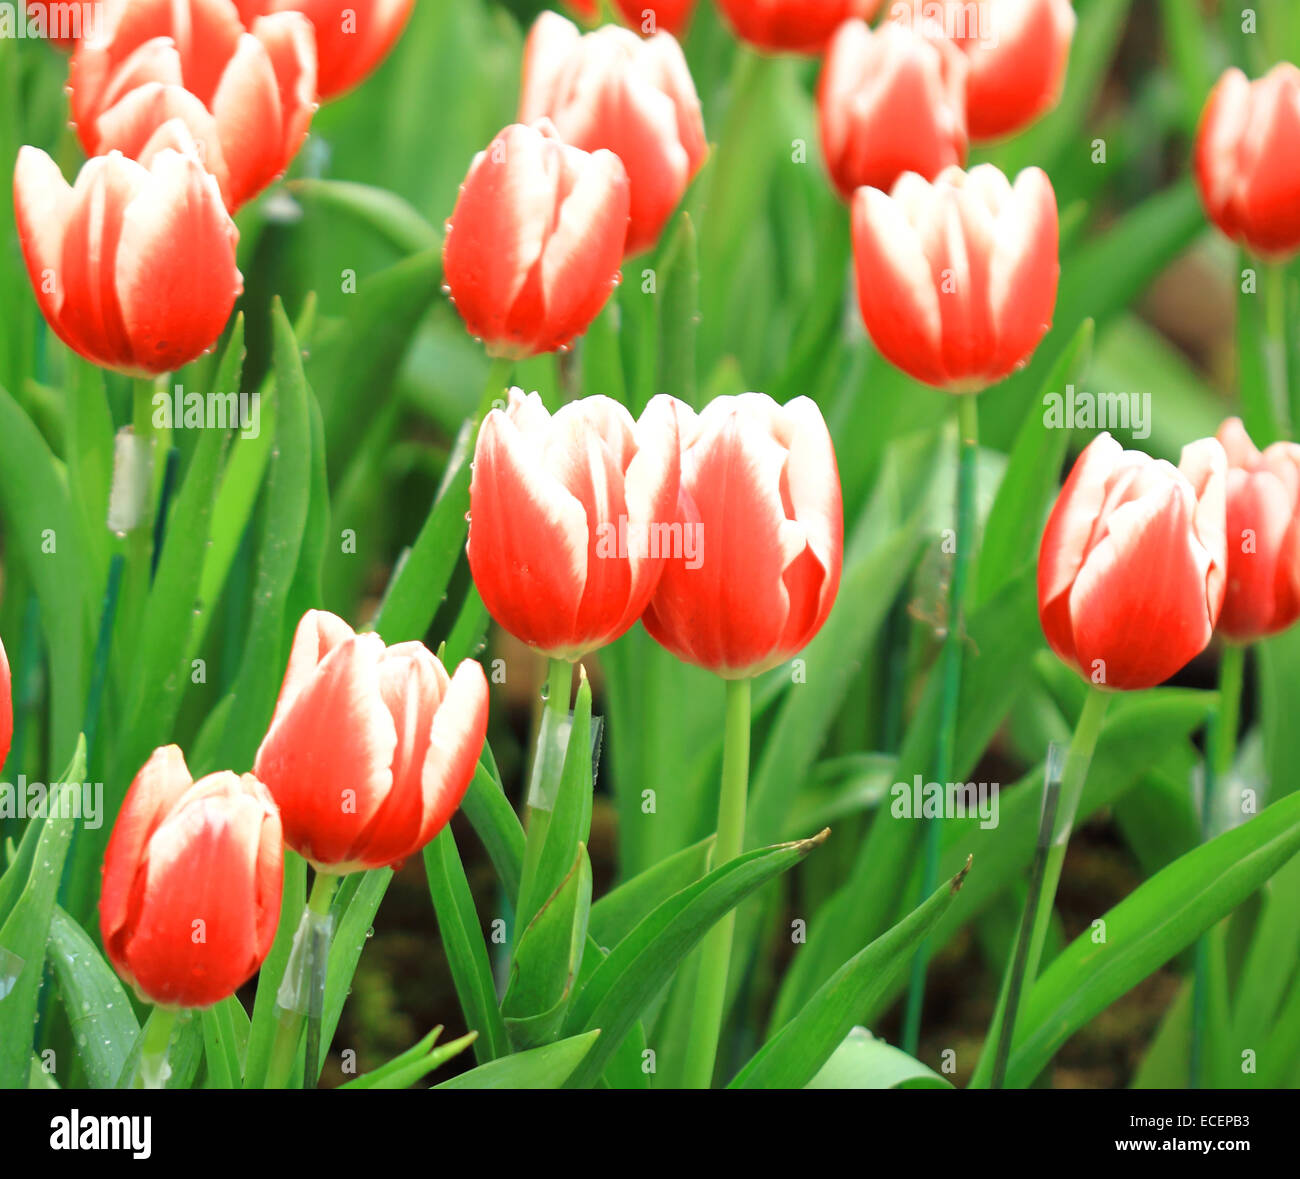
[137,1005,180,1089]
[479,356,513,419]
[902,394,979,1055]
[681,676,752,1089]
[119,377,161,657]
[1264,263,1294,439]
[1191,642,1245,1087]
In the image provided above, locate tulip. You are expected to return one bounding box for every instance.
[253,611,489,874]
[717,0,881,55]
[69,0,317,213]
[443,121,630,358]
[818,18,968,201]
[1038,432,1228,691]
[468,390,682,661]
[1214,418,1300,643]
[643,393,843,678]
[612,0,697,38]
[1195,64,1300,259]
[519,13,706,256]
[889,0,1075,141]
[100,746,283,1009]
[14,137,242,375]
[851,164,1058,391]
[231,0,414,100]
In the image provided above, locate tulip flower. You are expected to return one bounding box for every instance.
[468,390,682,661]
[69,0,317,213]
[612,0,696,38]
[231,0,414,100]
[851,164,1059,391]
[1038,433,1228,691]
[1215,418,1300,643]
[519,13,706,256]
[717,0,881,55]
[643,393,843,678]
[253,611,489,874]
[100,746,283,1009]
[13,137,242,375]
[889,0,1075,141]
[1195,64,1300,259]
[818,18,968,201]
[443,121,631,358]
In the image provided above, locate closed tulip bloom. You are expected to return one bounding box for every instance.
[718,0,881,55]
[231,0,414,100]
[520,13,706,256]
[1038,433,1228,691]
[70,0,316,213]
[1195,64,1300,258]
[1215,418,1300,642]
[14,138,242,375]
[613,0,696,38]
[643,393,843,678]
[254,611,489,874]
[469,390,682,660]
[443,121,630,357]
[100,746,283,1009]
[819,18,968,201]
[851,164,1058,391]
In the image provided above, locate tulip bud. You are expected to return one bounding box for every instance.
[851,164,1058,391]
[519,13,706,257]
[1215,418,1300,643]
[14,139,242,376]
[613,0,696,38]
[253,611,489,874]
[1038,433,1228,691]
[469,390,682,660]
[717,0,881,55]
[443,121,631,358]
[69,0,317,213]
[889,0,1075,141]
[100,746,283,1009]
[231,0,415,101]
[1195,64,1300,259]
[643,393,843,678]
[818,18,968,201]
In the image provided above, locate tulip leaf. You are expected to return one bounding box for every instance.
[995,790,1300,1088]
[560,830,830,1089]
[423,826,510,1064]
[243,850,307,1090]
[200,995,250,1091]
[0,735,86,1088]
[46,904,140,1090]
[321,867,394,1070]
[581,300,626,405]
[338,1027,478,1090]
[286,179,442,255]
[657,211,700,409]
[460,757,525,905]
[116,1007,204,1091]
[589,834,715,951]
[504,845,593,1051]
[805,1027,952,1090]
[729,860,968,1089]
[433,1030,601,1090]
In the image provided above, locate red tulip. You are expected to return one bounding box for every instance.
[612,0,697,38]
[253,611,489,874]
[851,164,1058,391]
[14,139,242,376]
[100,746,283,1009]
[889,0,1075,141]
[231,0,414,100]
[69,0,316,213]
[643,393,843,678]
[717,0,881,55]
[520,13,706,257]
[1038,433,1228,691]
[1195,64,1300,259]
[443,121,630,357]
[818,17,968,201]
[1215,418,1300,643]
[469,390,682,660]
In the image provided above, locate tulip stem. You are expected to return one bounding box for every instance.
[681,676,752,1089]
[1191,642,1246,1087]
[137,1005,179,1089]
[902,394,980,1056]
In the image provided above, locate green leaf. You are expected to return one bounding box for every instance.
[589,834,715,951]
[729,860,968,1089]
[656,212,700,408]
[561,830,829,1089]
[433,1030,601,1090]
[243,850,307,1089]
[201,995,249,1091]
[805,1027,952,1089]
[47,905,140,1090]
[321,867,394,1069]
[286,179,442,255]
[339,1027,478,1090]
[0,735,87,1087]
[460,758,525,904]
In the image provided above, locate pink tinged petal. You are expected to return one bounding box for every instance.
[1195,68,1252,233]
[1220,467,1294,639]
[467,409,590,655]
[1178,435,1228,623]
[269,609,358,728]
[1216,416,1262,468]
[248,12,318,163]
[519,10,583,120]
[13,147,74,336]
[210,32,289,211]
